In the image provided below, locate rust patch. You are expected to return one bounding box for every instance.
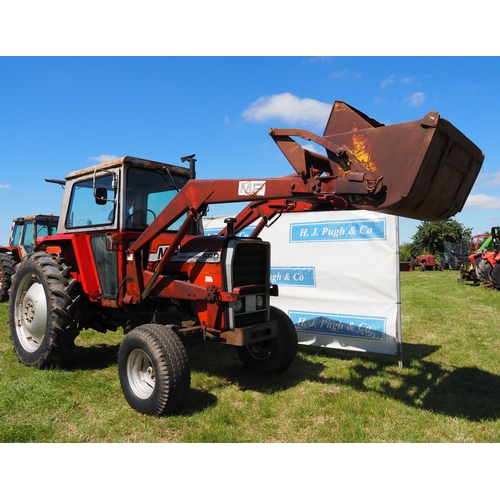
[351,133,377,173]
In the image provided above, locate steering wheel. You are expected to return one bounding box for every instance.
[126,209,157,226]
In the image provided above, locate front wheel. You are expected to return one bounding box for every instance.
[237,306,298,372]
[118,324,191,416]
[8,252,80,367]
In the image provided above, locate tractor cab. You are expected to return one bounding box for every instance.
[45,156,201,301]
[55,156,194,234]
[8,214,59,257]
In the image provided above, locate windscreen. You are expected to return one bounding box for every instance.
[126,167,190,230]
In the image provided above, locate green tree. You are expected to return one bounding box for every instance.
[399,242,414,262]
[399,241,425,262]
[411,218,471,255]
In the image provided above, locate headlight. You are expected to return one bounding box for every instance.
[234,299,244,313]
[256,294,265,309]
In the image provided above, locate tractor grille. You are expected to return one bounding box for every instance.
[232,242,269,287]
[225,240,270,329]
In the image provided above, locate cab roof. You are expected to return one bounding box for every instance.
[64,156,191,181]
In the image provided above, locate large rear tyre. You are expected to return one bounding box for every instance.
[118,324,191,416]
[449,255,460,270]
[490,264,500,290]
[0,253,15,302]
[479,260,492,282]
[8,252,81,367]
[237,306,298,372]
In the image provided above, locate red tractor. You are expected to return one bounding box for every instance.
[409,254,439,272]
[0,214,59,301]
[460,233,491,284]
[473,227,500,287]
[7,101,484,416]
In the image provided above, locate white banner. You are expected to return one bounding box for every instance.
[203,210,401,358]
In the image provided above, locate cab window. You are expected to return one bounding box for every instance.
[66,174,116,228]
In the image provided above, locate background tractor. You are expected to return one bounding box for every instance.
[440,241,468,270]
[459,233,491,284]
[470,227,500,288]
[0,214,59,301]
[408,254,439,271]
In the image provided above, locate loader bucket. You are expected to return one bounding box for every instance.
[273,101,485,221]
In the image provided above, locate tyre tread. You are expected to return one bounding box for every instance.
[8,252,81,368]
[118,324,190,416]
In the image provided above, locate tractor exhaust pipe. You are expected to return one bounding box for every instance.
[181,154,197,180]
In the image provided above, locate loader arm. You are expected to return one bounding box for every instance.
[124,171,380,304]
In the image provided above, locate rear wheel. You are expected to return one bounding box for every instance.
[8,252,80,367]
[491,264,500,290]
[237,306,298,372]
[0,253,15,302]
[479,260,492,282]
[118,324,191,416]
[474,258,483,281]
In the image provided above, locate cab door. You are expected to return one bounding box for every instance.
[65,169,121,299]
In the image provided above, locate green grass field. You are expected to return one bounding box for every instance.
[1,270,500,443]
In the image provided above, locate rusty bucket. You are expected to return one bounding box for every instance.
[272,101,485,221]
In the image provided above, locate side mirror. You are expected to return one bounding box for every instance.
[95,187,108,205]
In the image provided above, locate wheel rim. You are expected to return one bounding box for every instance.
[126,349,155,399]
[14,274,47,353]
[246,339,274,361]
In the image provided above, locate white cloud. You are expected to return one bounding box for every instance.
[477,170,500,186]
[0,183,12,189]
[380,75,395,88]
[89,154,119,163]
[329,68,361,81]
[403,92,426,106]
[329,69,349,80]
[401,76,415,84]
[242,93,331,128]
[464,193,500,210]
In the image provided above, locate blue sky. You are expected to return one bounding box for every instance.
[1,56,499,244]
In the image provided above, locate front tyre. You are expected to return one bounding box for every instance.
[237,306,298,372]
[8,252,80,368]
[118,324,191,416]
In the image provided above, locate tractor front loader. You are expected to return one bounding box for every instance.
[7,101,484,416]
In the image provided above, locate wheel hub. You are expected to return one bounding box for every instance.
[127,349,156,399]
[24,301,35,323]
[246,339,274,360]
[15,278,47,352]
